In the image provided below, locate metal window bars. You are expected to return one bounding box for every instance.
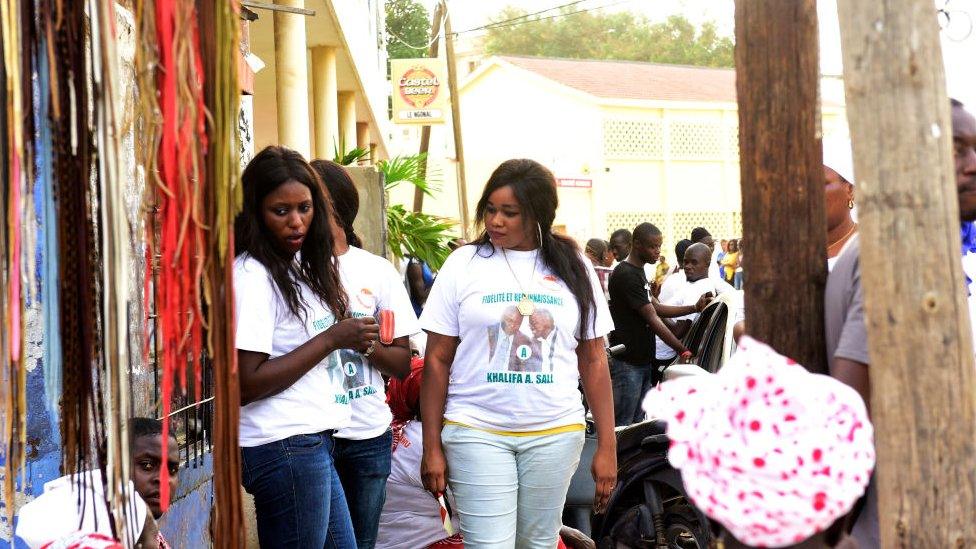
[147,209,214,470]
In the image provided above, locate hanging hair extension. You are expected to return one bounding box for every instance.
[48,0,100,485]
[0,0,29,526]
[198,0,244,544]
[89,0,142,541]
[236,146,349,322]
[311,159,363,248]
[149,0,210,514]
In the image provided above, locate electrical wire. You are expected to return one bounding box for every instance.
[387,26,441,51]
[386,3,446,51]
[450,0,636,36]
[388,0,637,47]
[453,0,591,34]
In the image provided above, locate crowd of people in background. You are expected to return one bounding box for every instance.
[16,95,973,549]
[583,223,742,427]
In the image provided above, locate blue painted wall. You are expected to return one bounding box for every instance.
[159,454,214,547]
[0,355,63,549]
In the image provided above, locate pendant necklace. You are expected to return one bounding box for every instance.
[827,223,858,255]
[502,248,538,317]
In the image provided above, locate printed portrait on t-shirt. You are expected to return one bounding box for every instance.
[336,348,372,391]
[486,305,559,373]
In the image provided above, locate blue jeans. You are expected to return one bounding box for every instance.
[610,357,654,426]
[733,271,743,290]
[241,431,357,548]
[333,431,393,549]
[441,424,585,548]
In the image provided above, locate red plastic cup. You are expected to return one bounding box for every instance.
[379,310,395,345]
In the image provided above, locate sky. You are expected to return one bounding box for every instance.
[427,0,976,107]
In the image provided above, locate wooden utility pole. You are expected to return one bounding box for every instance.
[734,0,827,372]
[413,1,443,212]
[836,1,976,545]
[443,2,471,238]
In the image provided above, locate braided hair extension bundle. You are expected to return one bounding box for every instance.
[46,0,103,500]
[133,0,161,399]
[89,0,141,543]
[0,0,30,525]
[198,0,245,544]
[0,10,8,524]
[148,0,209,512]
[32,0,63,418]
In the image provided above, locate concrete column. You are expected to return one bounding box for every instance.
[356,122,369,153]
[273,0,311,158]
[338,91,357,154]
[311,46,339,160]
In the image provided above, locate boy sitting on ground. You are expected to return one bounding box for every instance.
[16,417,179,549]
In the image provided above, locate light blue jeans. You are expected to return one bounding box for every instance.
[441,423,585,548]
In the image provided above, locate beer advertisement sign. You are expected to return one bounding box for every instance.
[391,58,448,124]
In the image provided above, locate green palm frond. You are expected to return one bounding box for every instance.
[332,137,371,166]
[377,153,442,195]
[386,204,456,271]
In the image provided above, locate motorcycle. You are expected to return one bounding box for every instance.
[564,412,712,548]
[564,300,734,548]
[589,418,711,548]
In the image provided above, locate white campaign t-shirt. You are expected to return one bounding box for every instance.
[420,245,613,432]
[335,246,420,441]
[655,275,737,360]
[376,421,459,549]
[234,254,351,447]
[658,269,686,304]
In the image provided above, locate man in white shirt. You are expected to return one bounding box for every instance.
[487,306,523,371]
[529,309,558,373]
[655,243,736,363]
[658,239,693,304]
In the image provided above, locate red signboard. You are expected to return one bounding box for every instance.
[556,178,592,188]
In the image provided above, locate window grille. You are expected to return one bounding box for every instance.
[148,224,214,470]
[669,120,724,160]
[602,119,664,160]
[603,117,736,161]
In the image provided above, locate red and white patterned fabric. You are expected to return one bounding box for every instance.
[427,533,464,548]
[643,336,875,548]
[40,533,122,549]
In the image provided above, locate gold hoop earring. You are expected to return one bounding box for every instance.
[848,199,855,209]
[537,223,544,246]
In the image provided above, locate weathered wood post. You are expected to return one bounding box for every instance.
[836,1,976,545]
[413,0,444,213]
[734,0,828,372]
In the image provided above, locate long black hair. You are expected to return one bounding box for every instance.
[472,159,597,339]
[235,146,348,321]
[310,159,363,248]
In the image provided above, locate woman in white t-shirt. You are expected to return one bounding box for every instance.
[311,159,419,549]
[419,159,617,548]
[234,146,379,548]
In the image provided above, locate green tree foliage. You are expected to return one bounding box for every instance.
[484,9,734,68]
[385,0,432,60]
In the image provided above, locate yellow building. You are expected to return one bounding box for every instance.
[395,55,846,261]
[244,0,390,162]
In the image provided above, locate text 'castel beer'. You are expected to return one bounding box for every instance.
[391,58,448,124]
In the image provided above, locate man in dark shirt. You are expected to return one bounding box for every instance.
[608,223,694,426]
